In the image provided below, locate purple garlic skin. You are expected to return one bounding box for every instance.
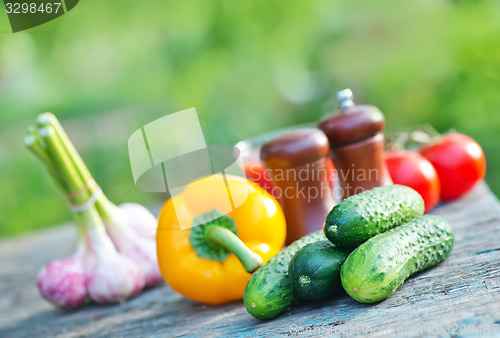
[84,249,145,304]
[36,255,87,309]
[104,203,162,287]
[110,232,163,287]
[118,203,157,239]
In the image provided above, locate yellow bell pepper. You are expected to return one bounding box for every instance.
[157,174,286,305]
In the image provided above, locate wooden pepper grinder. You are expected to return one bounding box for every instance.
[261,128,335,245]
[318,89,393,200]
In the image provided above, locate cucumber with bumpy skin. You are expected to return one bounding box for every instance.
[324,185,424,248]
[243,231,325,320]
[341,215,454,303]
[288,241,351,301]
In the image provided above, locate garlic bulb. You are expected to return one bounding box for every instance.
[36,244,87,309]
[118,203,157,239]
[83,215,146,304]
[27,113,159,310]
[100,200,162,287]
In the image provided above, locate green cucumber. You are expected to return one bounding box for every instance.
[243,231,325,320]
[341,215,454,303]
[288,241,351,301]
[324,185,425,247]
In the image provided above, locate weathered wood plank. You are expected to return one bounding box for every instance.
[1,183,499,337]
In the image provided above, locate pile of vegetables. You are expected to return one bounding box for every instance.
[244,185,454,320]
[154,127,483,319]
[25,113,161,309]
[25,111,480,317]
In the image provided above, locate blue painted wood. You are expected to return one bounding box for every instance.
[1,183,499,337]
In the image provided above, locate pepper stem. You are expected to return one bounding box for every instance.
[189,210,263,273]
[204,225,263,273]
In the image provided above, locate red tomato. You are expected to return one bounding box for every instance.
[244,163,276,197]
[385,151,441,213]
[420,133,486,202]
[326,158,336,189]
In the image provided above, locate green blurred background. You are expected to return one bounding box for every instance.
[1,0,499,237]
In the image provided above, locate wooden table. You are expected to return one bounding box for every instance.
[1,183,500,337]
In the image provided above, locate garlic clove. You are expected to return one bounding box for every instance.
[112,234,163,287]
[103,204,163,287]
[36,255,87,310]
[85,249,145,304]
[118,203,158,239]
[106,229,163,287]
